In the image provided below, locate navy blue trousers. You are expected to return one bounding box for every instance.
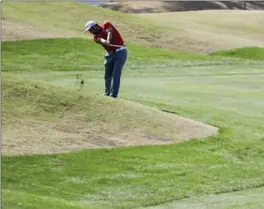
[104,47,128,98]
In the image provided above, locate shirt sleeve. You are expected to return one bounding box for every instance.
[103,21,113,31]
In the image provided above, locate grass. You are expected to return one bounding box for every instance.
[1,38,209,72]
[143,187,264,209]
[2,2,264,209]
[2,38,264,209]
[210,46,264,61]
[3,73,217,156]
[3,140,264,209]
[2,2,264,52]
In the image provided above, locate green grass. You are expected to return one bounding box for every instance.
[2,38,264,209]
[143,187,264,209]
[210,47,264,61]
[1,38,209,72]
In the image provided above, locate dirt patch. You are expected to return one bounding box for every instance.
[2,116,218,156]
[100,1,264,14]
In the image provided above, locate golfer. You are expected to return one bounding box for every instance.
[85,20,128,98]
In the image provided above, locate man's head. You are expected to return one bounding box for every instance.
[85,20,101,35]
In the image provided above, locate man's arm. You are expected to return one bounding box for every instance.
[95,37,111,46]
[106,27,113,43]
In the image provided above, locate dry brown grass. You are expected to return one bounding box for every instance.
[3,115,218,156]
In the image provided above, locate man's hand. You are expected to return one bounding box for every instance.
[95,38,102,44]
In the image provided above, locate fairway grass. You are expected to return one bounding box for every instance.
[2,38,264,208]
[2,2,264,52]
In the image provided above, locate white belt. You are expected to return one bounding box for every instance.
[108,45,126,54]
[116,46,126,52]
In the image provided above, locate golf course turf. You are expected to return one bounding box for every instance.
[2,2,264,209]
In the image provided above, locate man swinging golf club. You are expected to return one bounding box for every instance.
[85,20,128,98]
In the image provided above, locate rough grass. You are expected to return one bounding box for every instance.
[2,2,264,52]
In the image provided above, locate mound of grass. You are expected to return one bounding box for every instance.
[2,73,217,156]
[210,47,264,61]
